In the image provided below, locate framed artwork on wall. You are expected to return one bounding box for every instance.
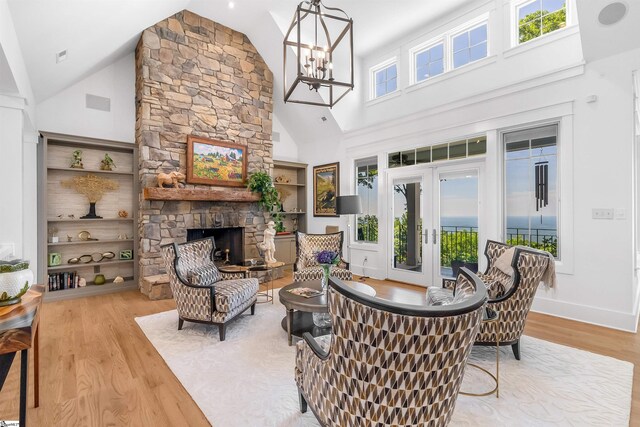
[186,136,247,187]
[313,162,340,217]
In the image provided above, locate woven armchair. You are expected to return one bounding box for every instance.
[293,231,352,282]
[296,270,487,426]
[443,240,550,359]
[161,237,258,341]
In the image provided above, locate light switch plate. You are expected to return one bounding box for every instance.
[592,208,614,219]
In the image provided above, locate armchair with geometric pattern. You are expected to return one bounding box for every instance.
[444,240,551,360]
[293,231,352,282]
[295,271,487,426]
[161,237,258,341]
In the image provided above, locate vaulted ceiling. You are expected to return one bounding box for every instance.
[5,0,640,144]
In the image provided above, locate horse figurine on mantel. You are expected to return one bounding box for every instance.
[157,171,186,188]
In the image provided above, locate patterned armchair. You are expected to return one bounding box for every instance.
[296,270,488,426]
[444,240,550,359]
[161,237,258,341]
[293,231,352,282]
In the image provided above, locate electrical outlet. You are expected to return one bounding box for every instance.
[592,208,614,219]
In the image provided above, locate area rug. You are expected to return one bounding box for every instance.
[135,298,633,427]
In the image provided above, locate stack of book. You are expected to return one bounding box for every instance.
[48,271,79,291]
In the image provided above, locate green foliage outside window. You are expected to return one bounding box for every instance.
[519,8,566,44]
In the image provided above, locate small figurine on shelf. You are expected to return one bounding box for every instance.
[118,210,128,218]
[67,234,73,242]
[70,150,84,169]
[48,226,59,243]
[100,153,116,171]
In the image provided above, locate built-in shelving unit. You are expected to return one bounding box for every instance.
[38,132,139,301]
[273,160,307,268]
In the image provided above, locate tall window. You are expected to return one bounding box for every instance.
[452,23,488,69]
[415,43,444,83]
[517,0,567,44]
[356,157,378,243]
[504,124,559,257]
[372,62,397,99]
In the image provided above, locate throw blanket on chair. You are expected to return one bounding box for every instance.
[493,246,557,290]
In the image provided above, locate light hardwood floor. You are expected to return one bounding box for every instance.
[0,273,636,426]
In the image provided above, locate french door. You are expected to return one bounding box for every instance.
[387,163,482,287]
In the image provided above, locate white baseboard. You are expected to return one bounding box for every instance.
[531,295,638,333]
[349,264,385,280]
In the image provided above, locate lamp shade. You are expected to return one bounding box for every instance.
[336,195,362,215]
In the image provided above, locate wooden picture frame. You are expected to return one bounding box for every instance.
[313,162,340,217]
[186,136,247,187]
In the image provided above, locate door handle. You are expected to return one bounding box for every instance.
[424,230,429,244]
[432,229,437,244]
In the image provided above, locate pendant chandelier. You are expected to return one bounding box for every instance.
[283,0,354,108]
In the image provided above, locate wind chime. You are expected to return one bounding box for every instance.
[534,160,549,212]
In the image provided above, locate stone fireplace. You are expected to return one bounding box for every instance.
[135,10,274,282]
[187,227,245,266]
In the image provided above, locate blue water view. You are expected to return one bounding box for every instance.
[441,216,557,231]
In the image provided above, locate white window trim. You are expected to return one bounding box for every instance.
[499,116,574,275]
[409,37,446,86]
[511,0,574,48]
[369,57,399,101]
[448,14,490,71]
[354,157,379,245]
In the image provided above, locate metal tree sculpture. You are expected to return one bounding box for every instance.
[61,174,119,219]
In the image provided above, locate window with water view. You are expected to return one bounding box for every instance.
[356,158,378,243]
[504,124,559,257]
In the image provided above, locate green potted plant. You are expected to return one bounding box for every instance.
[247,171,285,232]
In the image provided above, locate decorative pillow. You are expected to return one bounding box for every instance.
[426,287,454,306]
[188,262,221,286]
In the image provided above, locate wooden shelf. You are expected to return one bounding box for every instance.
[48,239,134,247]
[274,182,305,187]
[271,212,306,215]
[40,131,139,302]
[44,279,138,302]
[143,187,260,202]
[47,218,134,223]
[47,259,134,271]
[48,167,134,176]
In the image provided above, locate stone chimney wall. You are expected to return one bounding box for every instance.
[135,10,273,279]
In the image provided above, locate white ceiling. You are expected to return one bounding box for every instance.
[7,0,474,103]
[576,0,640,62]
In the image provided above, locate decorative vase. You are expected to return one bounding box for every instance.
[320,263,333,290]
[313,263,333,328]
[94,274,106,285]
[0,260,33,306]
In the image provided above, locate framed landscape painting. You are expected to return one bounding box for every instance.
[187,136,247,187]
[313,162,340,217]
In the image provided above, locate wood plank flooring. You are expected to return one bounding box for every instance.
[0,273,636,426]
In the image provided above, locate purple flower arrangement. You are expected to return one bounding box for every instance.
[316,250,339,265]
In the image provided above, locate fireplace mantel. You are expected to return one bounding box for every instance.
[143,187,260,202]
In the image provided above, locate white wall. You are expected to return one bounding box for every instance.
[346,0,582,132]
[0,2,37,274]
[37,53,135,143]
[300,46,640,332]
[272,113,298,162]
